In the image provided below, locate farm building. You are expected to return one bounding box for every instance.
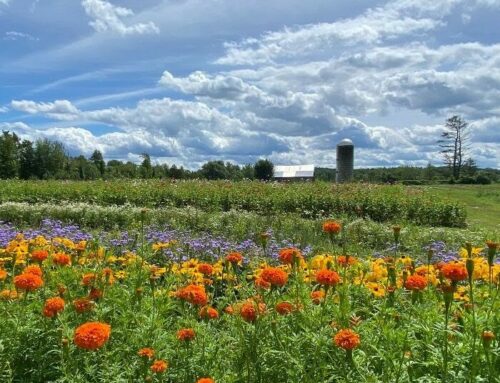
[273,164,315,182]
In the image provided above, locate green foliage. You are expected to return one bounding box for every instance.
[0,180,466,227]
[254,159,274,181]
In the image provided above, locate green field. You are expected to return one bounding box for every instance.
[420,184,500,231]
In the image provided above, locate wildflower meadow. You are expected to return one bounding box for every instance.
[0,182,498,383]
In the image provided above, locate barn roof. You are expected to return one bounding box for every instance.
[274,164,315,178]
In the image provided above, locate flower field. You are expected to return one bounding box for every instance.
[0,180,466,227]
[0,217,498,383]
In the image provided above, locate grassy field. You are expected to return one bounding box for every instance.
[420,184,500,231]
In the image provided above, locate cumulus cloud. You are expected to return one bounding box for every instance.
[215,0,461,65]
[11,100,80,120]
[81,0,159,35]
[4,0,499,168]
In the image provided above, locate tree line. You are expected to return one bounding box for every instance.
[0,131,275,180]
[0,129,497,183]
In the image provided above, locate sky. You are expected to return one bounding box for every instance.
[0,0,499,169]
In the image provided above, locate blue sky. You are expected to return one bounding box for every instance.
[1,0,499,168]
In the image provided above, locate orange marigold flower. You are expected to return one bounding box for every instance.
[14,273,44,291]
[175,284,208,306]
[404,274,427,291]
[199,306,219,320]
[0,269,7,280]
[226,252,243,264]
[150,359,168,373]
[73,297,94,313]
[311,290,325,304]
[240,301,265,323]
[260,267,288,287]
[316,269,340,286]
[82,273,96,286]
[337,256,356,267]
[88,287,103,301]
[323,220,342,234]
[482,330,495,347]
[31,249,49,262]
[275,301,295,315]
[23,264,43,276]
[198,263,214,276]
[278,248,303,264]
[224,305,234,315]
[52,253,71,266]
[43,297,65,318]
[138,347,155,358]
[441,263,468,282]
[74,322,111,350]
[254,276,271,290]
[334,328,360,350]
[102,267,113,276]
[197,379,215,383]
[177,328,196,341]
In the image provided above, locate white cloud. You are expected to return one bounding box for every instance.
[11,100,80,120]
[0,0,11,5]
[215,0,458,65]
[0,106,8,113]
[81,0,159,36]
[3,31,39,41]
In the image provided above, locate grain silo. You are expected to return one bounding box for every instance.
[336,139,354,183]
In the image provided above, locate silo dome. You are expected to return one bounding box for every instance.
[336,139,354,183]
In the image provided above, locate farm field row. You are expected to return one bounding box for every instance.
[0,180,466,227]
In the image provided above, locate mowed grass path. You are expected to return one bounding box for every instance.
[419,184,500,232]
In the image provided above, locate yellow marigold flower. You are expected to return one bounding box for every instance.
[365,282,386,298]
[152,242,173,251]
[454,286,469,302]
[459,246,483,258]
[310,254,334,270]
[396,255,413,266]
[0,289,19,300]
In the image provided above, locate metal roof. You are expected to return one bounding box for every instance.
[274,164,315,178]
[337,138,353,146]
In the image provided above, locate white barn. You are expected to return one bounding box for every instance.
[273,164,315,181]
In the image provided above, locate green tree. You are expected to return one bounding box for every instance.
[201,161,228,180]
[90,150,106,177]
[0,131,20,179]
[34,139,67,179]
[241,164,255,180]
[18,140,36,179]
[140,153,152,179]
[254,159,274,181]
